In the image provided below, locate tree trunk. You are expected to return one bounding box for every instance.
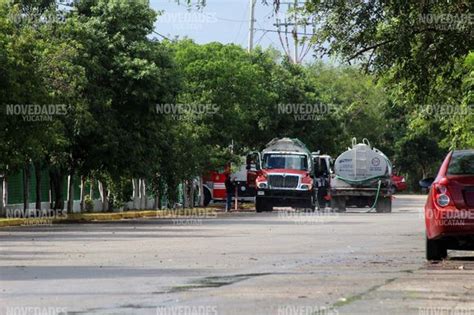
[34,161,42,211]
[23,163,31,213]
[190,180,195,209]
[139,178,147,210]
[89,177,94,199]
[67,171,75,214]
[49,175,54,209]
[199,176,204,207]
[153,191,160,210]
[3,175,7,214]
[182,180,188,209]
[50,169,64,210]
[132,178,139,209]
[153,177,160,210]
[0,175,4,217]
[98,180,109,212]
[80,176,85,212]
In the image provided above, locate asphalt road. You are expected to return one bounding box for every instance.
[1,194,474,315]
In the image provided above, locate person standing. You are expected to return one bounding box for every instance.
[224,173,235,212]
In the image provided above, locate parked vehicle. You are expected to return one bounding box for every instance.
[330,138,393,213]
[202,162,255,206]
[390,174,407,193]
[419,177,435,194]
[424,149,474,260]
[246,138,316,212]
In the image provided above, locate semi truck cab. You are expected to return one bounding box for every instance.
[246,138,316,212]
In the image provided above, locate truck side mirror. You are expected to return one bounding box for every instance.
[246,156,251,170]
[246,153,260,171]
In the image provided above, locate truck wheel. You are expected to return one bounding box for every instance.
[265,203,273,212]
[331,197,346,212]
[426,237,447,260]
[203,187,212,207]
[255,197,264,213]
[305,202,316,212]
[376,197,392,213]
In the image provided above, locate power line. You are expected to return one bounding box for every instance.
[271,0,315,63]
[255,28,315,37]
[172,1,250,23]
[255,22,280,48]
[152,30,171,40]
[234,0,251,44]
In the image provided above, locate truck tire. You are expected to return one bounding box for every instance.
[376,197,392,213]
[255,197,264,213]
[203,187,212,207]
[331,196,346,212]
[256,197,272,212]
[426,237,447,260]
[266,202,273,212]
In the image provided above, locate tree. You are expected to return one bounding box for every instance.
[65,0,178,210]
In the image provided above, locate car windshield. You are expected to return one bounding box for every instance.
[447,151,474,175]
[263,154,308,170]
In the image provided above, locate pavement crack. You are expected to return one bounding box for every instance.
[166,272,275,293]
[330,277,397,310]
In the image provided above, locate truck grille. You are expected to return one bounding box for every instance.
[268,175,299,189]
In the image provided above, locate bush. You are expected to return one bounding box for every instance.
[84,195,94,212]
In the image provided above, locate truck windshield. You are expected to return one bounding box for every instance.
[448,151,474,175]
[263,154,308,170]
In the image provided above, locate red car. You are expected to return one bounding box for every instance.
[391,174,407,193]
[424,150,474,260]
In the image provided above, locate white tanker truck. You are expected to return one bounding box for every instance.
[330,138,393,213]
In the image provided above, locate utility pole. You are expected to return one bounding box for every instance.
[293,0,298,64]
[248,0,257,52]
[274,1,314,64]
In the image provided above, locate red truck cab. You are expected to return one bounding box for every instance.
[247,138,316,212]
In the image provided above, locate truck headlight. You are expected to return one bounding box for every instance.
[300,184,311,190]
[258,182,268,189]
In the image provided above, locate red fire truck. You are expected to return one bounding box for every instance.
[202,162,256,206]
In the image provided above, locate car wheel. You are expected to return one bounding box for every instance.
[426,237,447,261]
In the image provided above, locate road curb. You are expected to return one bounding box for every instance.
[0,208,221,227]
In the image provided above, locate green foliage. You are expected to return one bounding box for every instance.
[84,194,94,212]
